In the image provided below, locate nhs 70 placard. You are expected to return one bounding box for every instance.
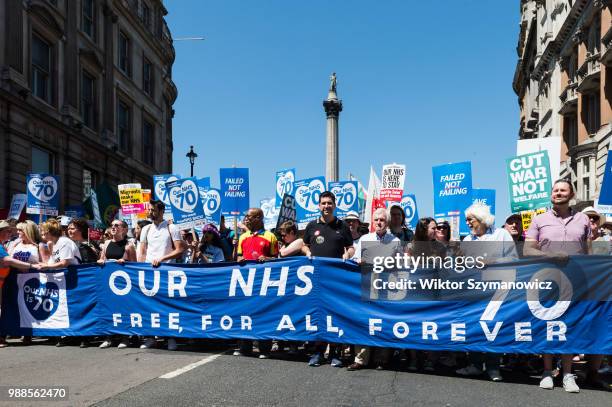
[328,181,358,219]
[26,173,60,216]
[165,177,205,230]
[154,174,180,220]
[202,188,222,228]
[295,176,325,229]
[275,169,295,208]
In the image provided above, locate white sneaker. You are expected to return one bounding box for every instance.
[117,339,129,349]
[233,350,243,356]
[140,338,156,349]
[99,340,112,349]
[539,374,554,390]
[456,364,483,376]
[563,374,580,393]
[167,338,177,351]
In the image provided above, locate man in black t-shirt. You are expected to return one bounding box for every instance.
[302,191,354,368]
[303,191,354,259]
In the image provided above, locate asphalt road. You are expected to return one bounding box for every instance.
[0,338,609,407]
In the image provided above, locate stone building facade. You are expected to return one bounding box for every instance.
[513,0,611,205]
[0,0,177,210]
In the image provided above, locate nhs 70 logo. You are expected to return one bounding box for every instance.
[169,179,198,213]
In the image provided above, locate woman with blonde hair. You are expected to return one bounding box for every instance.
[10,220,43,265]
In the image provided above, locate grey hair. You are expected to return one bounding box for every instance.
[372,207,390,223]
[465,202,495,228]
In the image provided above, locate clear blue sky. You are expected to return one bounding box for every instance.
[165,0,520,224]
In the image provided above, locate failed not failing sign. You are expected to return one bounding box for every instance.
[506,151,552,213]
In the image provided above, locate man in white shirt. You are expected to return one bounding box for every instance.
[137,200,186,351]
[138,200,186,266]
[348,208,400,371]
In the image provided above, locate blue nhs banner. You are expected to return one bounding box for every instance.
[1,257,610,356]
[276,169,295,208]
[472,188,496,216]
[220,168,249,216]
[294,176,326,229]
[165,177,205,230]
[328,181,359,219]
[432,162,473,235]
[26,173,60,216]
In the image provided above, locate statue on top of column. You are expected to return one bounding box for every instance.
[329,72,337,93]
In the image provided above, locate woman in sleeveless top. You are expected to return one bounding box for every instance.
[98,220,136,263]
[97,220,135,349]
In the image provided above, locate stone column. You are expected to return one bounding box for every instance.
[323,84,342,183]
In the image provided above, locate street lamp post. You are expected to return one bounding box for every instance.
[186,145,198,177]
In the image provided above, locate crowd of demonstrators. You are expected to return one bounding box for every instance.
[0,186,610,393]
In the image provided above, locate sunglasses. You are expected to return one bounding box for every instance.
[589,216,600,223]
[436,226,449,230]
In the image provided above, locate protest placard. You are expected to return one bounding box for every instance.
[507,151,551,212]
[380,163,405,202]
[118,184,145,215]
[165,177,205,230]
[432,162,472,235]
[26,173,60,216]
[220,168,249,216]
[294,176,325,229]
[328,181,359,219]
[275,169,295,208]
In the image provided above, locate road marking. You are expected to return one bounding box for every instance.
[159,353,223,379]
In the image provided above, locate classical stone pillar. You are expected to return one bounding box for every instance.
[323,73,342,183]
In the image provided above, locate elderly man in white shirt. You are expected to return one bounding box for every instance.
[348,208,400,371]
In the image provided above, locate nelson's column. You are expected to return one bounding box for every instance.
[323,73,343,182]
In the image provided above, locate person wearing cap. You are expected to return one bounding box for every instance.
[193,224,225,263]
[344,211,363,245]
[0,220,35,348]
[582,207,611,255]
[503,214,524,242]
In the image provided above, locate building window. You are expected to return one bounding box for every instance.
[587,15,601,55]
[142,119,155,166]
[83,168,96,199]
[142,2,151,30]
[568,51,578,82]
[584,93,601,134]
[81,71,96,129]
[117,100,131,152]
[143,58,153,96]
[118,31,131,75]
[31,146,53,173]
[82,0,95,39]
[31,34,52,103]
[582,157,591,200]
[563,115,578,149]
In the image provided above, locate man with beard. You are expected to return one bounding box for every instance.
[138,200,186,351]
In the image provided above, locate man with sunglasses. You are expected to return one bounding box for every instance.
[582,207,611,255]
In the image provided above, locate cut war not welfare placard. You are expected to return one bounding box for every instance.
[507,152,551,213]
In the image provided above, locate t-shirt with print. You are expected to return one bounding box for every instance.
[11,242,40,264]
[50,236,81,265]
